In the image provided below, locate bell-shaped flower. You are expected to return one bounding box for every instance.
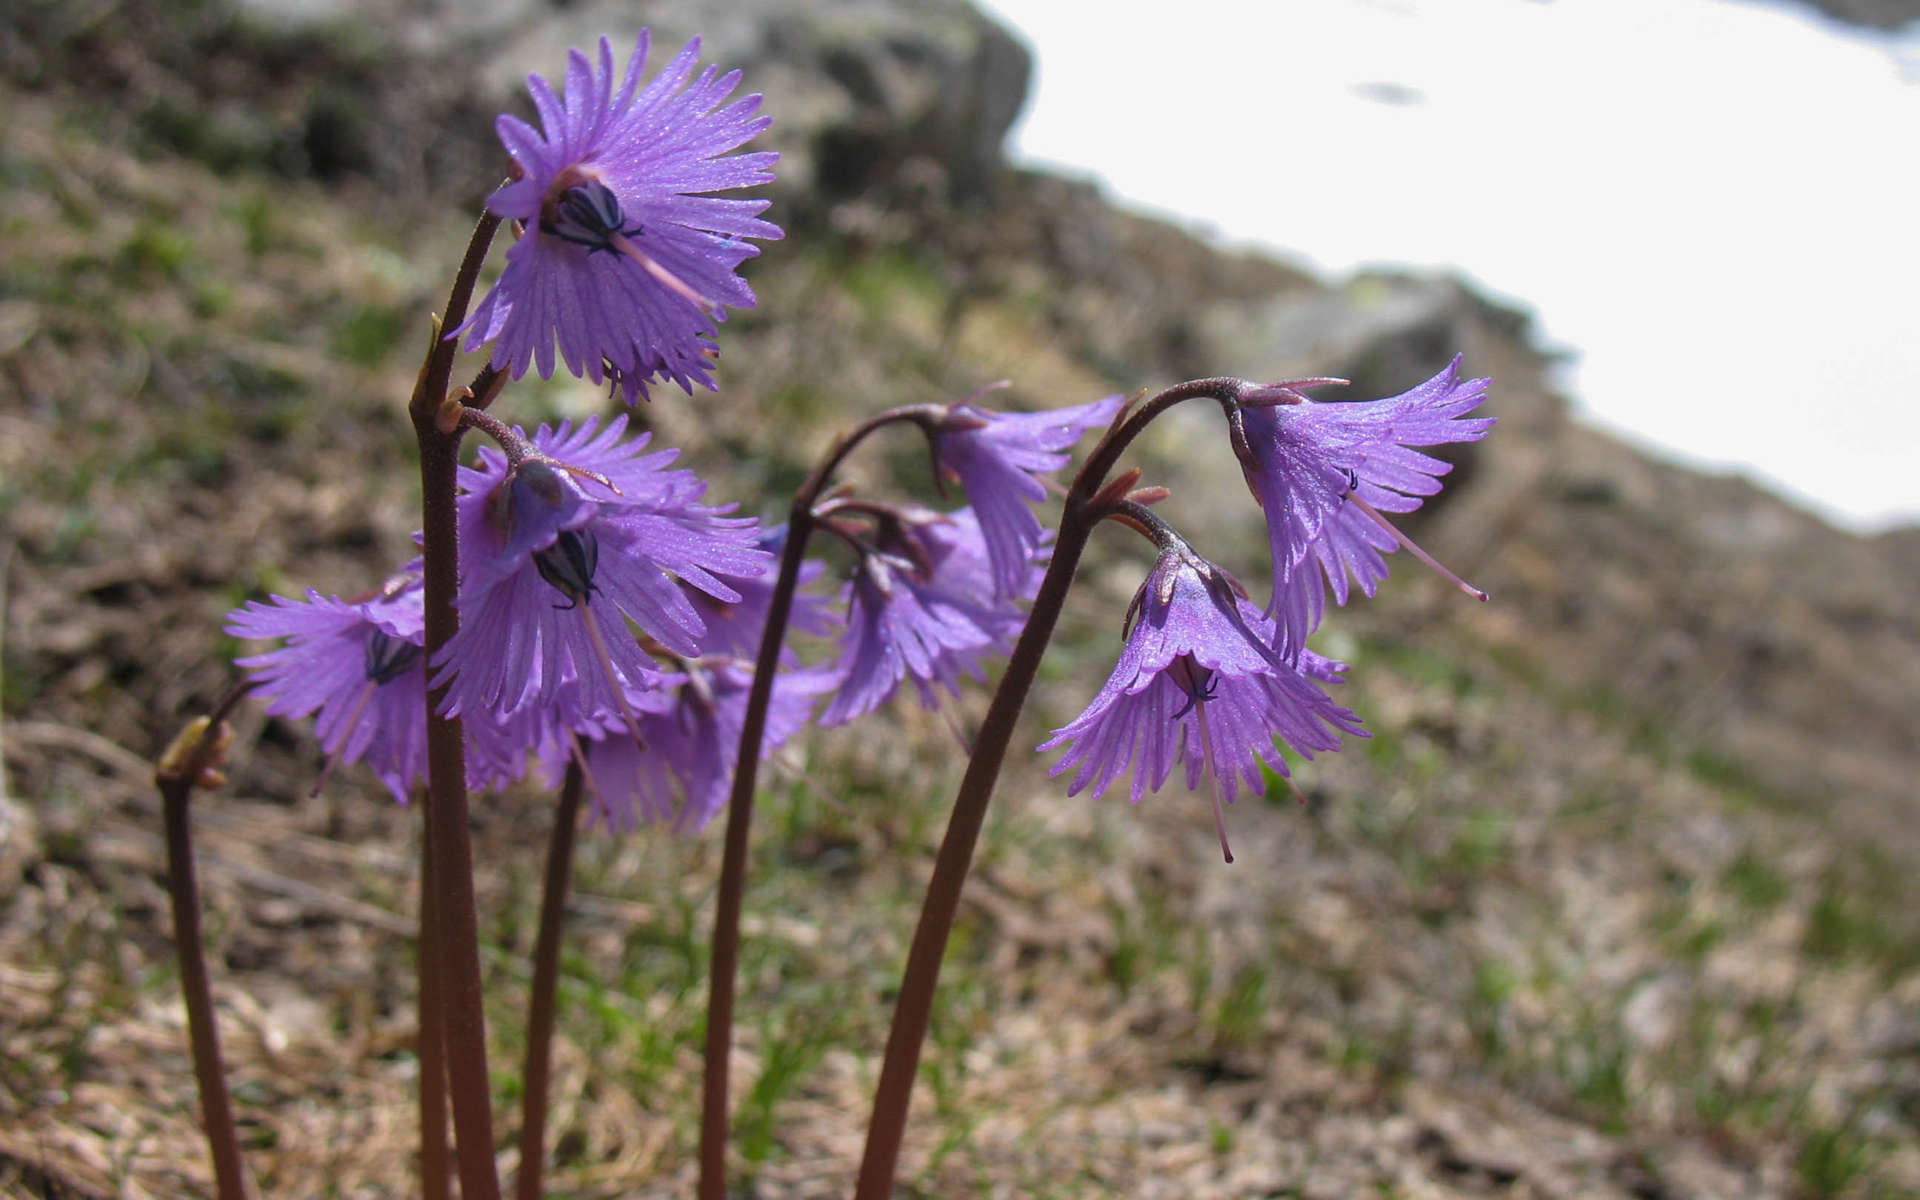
[226,573,529,800]
[432,416,769,734]
[1040,548,1363,861]
[1236,356,1493,658]
[818,508,1023,727]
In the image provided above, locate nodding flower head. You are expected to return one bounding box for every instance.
[456,33,781,404]
[1040,547,1363,863]
[818,507,1024,728]
[1235,356,1493,658]
[225,573,528,801]
[431,415,770,734]
[558,658,833,834]
[929,392,1122,598]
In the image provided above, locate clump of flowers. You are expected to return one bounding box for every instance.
[175,25,1497,1200]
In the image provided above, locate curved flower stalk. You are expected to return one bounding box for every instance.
[458,33,781,402]
[697,400,1073,1197]
[855,366,1493,1193]
[432,414,770,734]
[1040,543,1363,861]
[929,393,1123,597]
[1236,356,1493,657]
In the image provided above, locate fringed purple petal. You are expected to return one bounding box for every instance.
[1239,356,1493,656]
[455,30,779,402]
[932,394,1121,598]
[1042,551,1361,815]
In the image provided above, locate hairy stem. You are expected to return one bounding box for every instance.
[698,405,947,1200]
[516,762,584,1200]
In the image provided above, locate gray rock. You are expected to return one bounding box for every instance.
[228,0,1031,212]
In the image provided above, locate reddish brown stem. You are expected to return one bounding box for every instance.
[156,684,255,1200]
[408,206,504,1200]
[419,806,450,1200]
[516,762,584,1200]
[849,499,1095,1198]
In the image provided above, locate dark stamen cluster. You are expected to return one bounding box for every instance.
[545,181,643,254]
[534,529,601,609]
[1167,656,1219,718]
[363,630,422,685]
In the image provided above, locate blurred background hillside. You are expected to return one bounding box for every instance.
[2,0,1917,1196]
[980,0,1920,534]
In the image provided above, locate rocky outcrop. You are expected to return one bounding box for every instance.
[0,0,1031,219]
[456,0,1031,212]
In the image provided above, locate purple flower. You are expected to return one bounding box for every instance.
[931,393,1122,598]
[1039,549,1362,861]
[558,660,830,833]
[456,33,780,403]
[226,574,530,800]
[907,504,1040,614]
[432,416,769,732]
[1237,356,1493,658]
[818,508,1022,727]
[684,524,836,661]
